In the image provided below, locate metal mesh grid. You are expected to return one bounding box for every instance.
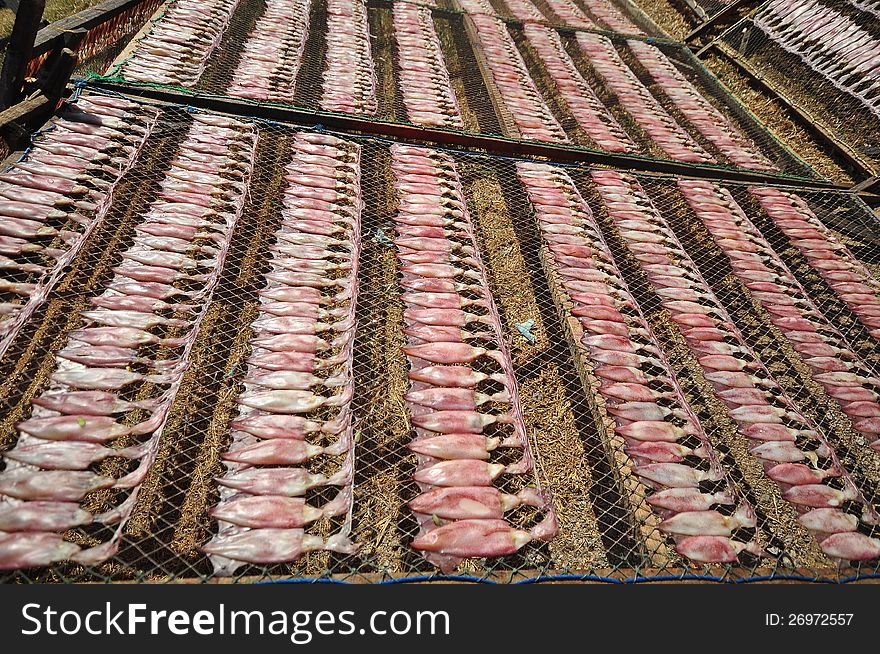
[1,90,879,583]
[717,0,880,174]
[85,0,820,181]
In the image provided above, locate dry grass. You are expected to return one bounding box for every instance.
[626,0,695,39]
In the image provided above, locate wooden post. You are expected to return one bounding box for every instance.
[0,0,46,108]
[38,28,86,95]
[23,29,86,129]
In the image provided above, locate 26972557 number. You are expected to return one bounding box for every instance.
[765,613,854,626]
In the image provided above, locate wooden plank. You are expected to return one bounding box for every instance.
[852,176,880,195]
[685,0,759,44]
[0,92,49,129]
[31,0,157,56]
[678,0,709,21]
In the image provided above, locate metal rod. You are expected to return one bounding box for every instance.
[87,80,849,190]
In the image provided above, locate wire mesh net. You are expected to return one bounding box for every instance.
[717,0,880,174]
[1,89,879,583]
[84,0,818,180]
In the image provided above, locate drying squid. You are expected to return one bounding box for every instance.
[630,43,773,170]
[115,0,241,87]
[754,0,880,117]
[523,25,634,153]
[680,179,880,455]
[202,530,356,571]
[594,169,878,562]
[391,144,556,573]
[0,95,159,351]
[751,187,880,356]
[320,0,376,115]
[576,33,711,164]
[227,0,311,102]
[518,161,755,563]
[204,132,361,574]
[467,14,567,143]
[0,114,257,570]
[394,3,463,129]
[412,517,558,558]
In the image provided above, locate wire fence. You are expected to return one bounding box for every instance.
[717,0,880,174]
[84,0,819,180]
[0,89,879,583]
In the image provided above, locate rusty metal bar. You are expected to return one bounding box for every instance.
[87,79,853,191]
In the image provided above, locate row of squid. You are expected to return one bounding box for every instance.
[540,0,595,30]
[0,95,158,356]
[0,113,258,570]
[467,0,642,34]
[594,171,880,562]
[467,13,568,142]
[320,0,377,115]
[854,0,880,19]
[682,181,880,457]
[227,0,312,102]
[575,33,711,164]
[393,3,464,129]
[751,188,880,348]
[458,17,769,171]
[390,144,557,572]
[116,0,241,86]
[518,162,760,564]
[754,0,880,116]
[522,24,635,153]
[502,0,546,23]
[202,132,362,574]
[625,40,774,171]
[573,0,642,34]
[111,0,775,174]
